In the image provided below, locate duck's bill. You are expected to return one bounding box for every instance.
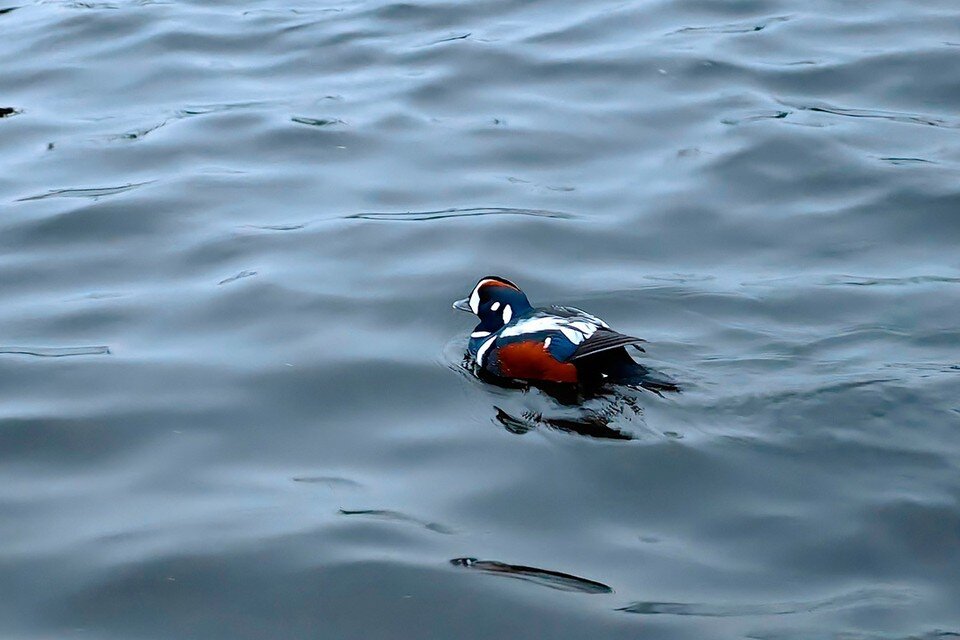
[452,297,472,312]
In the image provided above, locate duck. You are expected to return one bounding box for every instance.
[453,276,678,395]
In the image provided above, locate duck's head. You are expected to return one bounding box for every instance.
[453,276,533,343]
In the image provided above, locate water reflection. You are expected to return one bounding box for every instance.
[4,0,960,636]
[619,586,915,617]
[453,352,673,440]
[451,558,613,594]
[338,509,456,535]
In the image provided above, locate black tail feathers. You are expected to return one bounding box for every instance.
[576,347,680,395]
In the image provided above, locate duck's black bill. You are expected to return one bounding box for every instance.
[452,298,471,312]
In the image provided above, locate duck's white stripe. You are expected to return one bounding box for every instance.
[499,317,559,337]
[499,316,599,345]
[476,335,496,367]
[471,330,491,339]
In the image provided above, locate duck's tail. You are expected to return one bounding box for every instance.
[578,347,680,395]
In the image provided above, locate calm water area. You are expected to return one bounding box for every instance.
[2,0,960,638]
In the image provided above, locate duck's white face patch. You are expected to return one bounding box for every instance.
[469,278,506,315]
[469,287,481,314]
[502,304,512,324]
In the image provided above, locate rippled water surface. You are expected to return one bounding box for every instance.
[3,0,960,638]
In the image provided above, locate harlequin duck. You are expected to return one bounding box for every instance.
[453,276,679,395]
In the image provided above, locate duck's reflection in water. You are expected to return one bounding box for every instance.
[493,405,637,440]
[488,380,651,441]
[452,353,668,441]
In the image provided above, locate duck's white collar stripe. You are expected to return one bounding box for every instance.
[476,335,496,367]
[471,330,491,338]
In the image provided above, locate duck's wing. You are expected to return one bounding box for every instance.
[546,306,610,327]
[500,308,644,362]
[543,306,645,360]
[570,328,646,360]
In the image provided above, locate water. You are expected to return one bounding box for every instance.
[2,0,959,638]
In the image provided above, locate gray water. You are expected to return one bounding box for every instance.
[2,1,960,638]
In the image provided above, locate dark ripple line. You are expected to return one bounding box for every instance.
[420,32,471,46]
[242,222,308,232]
[242,7,343,16]
[878,156,938,166]
[67,2,119,8]
[451,558,613,594]
[292,476,361,488]
[827,275,960,287]
[722,110,790,125]
[347,207,574,221]
[16,181,153,202]
[338,508,455,535]
[245,207,573,230]
[669,15,791,35]
[108,121,167,142]
[217,270,257,285]
[619,587,913,617]
[781,100,957,129]
[749,632,960,640]
[102,100,277,143]
[291,116,345,127]
[0,346,111,357]
[178,100,272,117]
